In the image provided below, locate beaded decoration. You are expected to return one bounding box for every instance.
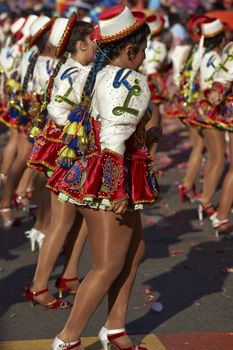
[94,20,145,44]
[55,12,77,58]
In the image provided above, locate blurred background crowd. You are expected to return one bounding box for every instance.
[0,0,232,29]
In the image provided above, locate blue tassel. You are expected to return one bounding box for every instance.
[20,115,28,125]
[69,136,79,150]
[9,107,19,119]
[57,157,73,170]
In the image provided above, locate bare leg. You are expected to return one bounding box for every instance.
[182,127,204,190]
[58,209,136,345]
[104,211,145,348]
[30,195,78,304]
[0,132,32,222]
[62,219,88,280]
[0,128,18,176]
[201,128,225,204]
[216,134,233,220]
[15,168,35,197]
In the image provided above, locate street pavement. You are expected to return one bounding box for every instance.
[0,119,233,349]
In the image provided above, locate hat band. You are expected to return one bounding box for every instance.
[203,26,224,38]
[97,20,145,43]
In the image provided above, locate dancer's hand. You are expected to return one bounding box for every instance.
[208,91,222,106]
[109,199,128,214]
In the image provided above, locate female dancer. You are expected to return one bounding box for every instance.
[26,17,95,307]
[186,18,227,222]
[0,15,54,228]
[163,15,209,203]
[206,38,233,236]
[0,16,26,186]
[48,5,158,350]
[142,14,166,159]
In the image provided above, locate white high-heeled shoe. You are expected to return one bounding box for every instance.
[25,228,45,251]
[52,336,81,350]
[0,207,14,229]
[98,327,125,350]
[212,217,233,238]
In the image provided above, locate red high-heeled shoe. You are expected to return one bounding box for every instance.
[178,185,201,203]
[108,330,148,350]
[12,193,38,212]
[55,277,79,298]
[25,287,72,309]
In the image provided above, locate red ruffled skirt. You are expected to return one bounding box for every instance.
[46,118,159,210]
[27,119,63,173]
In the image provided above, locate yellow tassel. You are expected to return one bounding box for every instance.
[77,125,85,145]
[63,121,79,136]
[58,145,76,159]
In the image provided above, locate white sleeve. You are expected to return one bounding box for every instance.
[96,68,151,156]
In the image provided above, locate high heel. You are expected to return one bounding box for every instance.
[198,202,216,223]
[52,336,81,350]
[212,217,233,238]
[25,287,72,309]
[178,184,201,203]
[12,193,38,212]
[55,277,79,299]
[25,228,45,251]
[98,327,125,350]
[107,329,148,350]
[0,207,21,229]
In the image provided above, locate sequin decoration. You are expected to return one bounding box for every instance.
[64,161,87,190]
[101,158,120,193]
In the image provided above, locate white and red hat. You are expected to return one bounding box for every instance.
[30,16,56,46]
[146,14,165,36]
[201,18,225,38]
[11,17,26,35]
[187,15,211,43]
[90,5,146,43]
[49,12,77,57]
[21,15,38,38]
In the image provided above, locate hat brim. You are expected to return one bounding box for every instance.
[55,12,77,58]
[150,17,165,36]
[187,15,210,43]
[29,17,56,47]
[90,11,146,43]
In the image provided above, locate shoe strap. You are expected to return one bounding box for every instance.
[60,277,79,282]
[213,218,228,228]
[31,288,48,296]
[61,340,81,349]
[108,330,128,341]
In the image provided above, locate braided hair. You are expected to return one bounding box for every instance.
[44,51,69,106]
[21,32,49,94]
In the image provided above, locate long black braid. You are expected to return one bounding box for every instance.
[81,46,112,102]
[21,51,38,94]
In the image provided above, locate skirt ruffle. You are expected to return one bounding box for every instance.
[27,119,63,173]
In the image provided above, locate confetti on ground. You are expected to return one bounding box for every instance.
[170,249,186,256]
